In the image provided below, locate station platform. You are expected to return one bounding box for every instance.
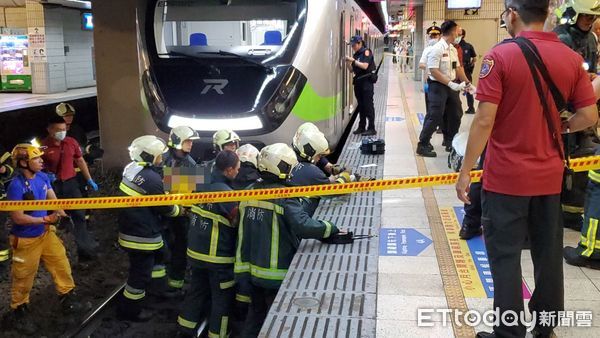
[263,60,600,338]
[0,86,96,113]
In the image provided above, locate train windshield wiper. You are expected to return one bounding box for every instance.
[196,50,273,73]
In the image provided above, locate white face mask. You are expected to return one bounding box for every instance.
[455,36,463,44]
[54,131,67,141]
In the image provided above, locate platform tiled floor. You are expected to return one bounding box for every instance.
[0,86,96,112]
[377,66,600,337]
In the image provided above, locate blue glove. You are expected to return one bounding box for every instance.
[424,83,429,94]
[87,179,99,191]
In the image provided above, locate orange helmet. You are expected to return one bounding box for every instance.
[11,143,44,166]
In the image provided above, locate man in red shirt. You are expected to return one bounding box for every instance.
[456,1,598,337]
[42,115,99,261]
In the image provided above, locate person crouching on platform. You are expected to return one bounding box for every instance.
[5,143,87,334]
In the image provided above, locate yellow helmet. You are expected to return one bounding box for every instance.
[56,102,76,117]
[11,143,44,166]
[213,129,241,151]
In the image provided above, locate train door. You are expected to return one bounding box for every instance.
[348,14,354,113]
[339,12,347,123]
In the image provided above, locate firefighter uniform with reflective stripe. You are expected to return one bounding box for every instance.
[572,167,600,261]
[236,178,338,336]
[0,148,15,276]
[117,161,182,319]
[178,170,238,338]
[290,160,348,217]
[163,149,197,290]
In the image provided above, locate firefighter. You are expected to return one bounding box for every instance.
[5,143,87,334]
[290,124,352,217]
[235,143,342,337]
[117,135,184,322]
[554,0,600,230]
[564,148,600,270]
[163,126,200,293]
[233,143,260,190]
[0,145,14,280]
[177,150,240,337]
[213,129,241,153]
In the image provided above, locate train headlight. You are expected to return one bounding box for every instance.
[263,66,307,126]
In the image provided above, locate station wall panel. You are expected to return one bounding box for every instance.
[61,8,95,89]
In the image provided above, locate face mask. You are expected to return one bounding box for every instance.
[455,36,462,44]
[54,131,67,141]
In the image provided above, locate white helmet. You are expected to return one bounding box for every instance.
[292,126,330,163]
[56,102,75,117]
[168,126,200,150]
[258,143,298,179]
[128,135,168,163]
[295,122,320,134]
[213,129,241,151]
[236,143,259,168]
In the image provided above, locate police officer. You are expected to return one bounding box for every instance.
[554,0,600,230]
[346,35,377,136]
[177,150,240,337]
[236,143,342,337]
[564,147,600,270]
[417,20,471,158]
[458,29,478,114]
[0,145,15,280]
[163,126,200,292]
[117,135,184,322]
[290,124,352,216]
[233,144,260,190]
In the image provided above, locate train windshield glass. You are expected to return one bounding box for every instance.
[154,0,305,60]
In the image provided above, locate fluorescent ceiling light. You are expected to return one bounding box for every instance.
[168,115,263,131]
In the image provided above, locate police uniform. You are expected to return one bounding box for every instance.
[178,169,237,337]
[235,177,338,337]
[352,46,376,133]
[459,38,477,113]
[554,23,599,230]
[162,148,197,291]
[419,39,463,149]
[0,147,15,277]
[117,161,182,319]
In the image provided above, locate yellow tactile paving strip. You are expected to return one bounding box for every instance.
[399,78,475,338]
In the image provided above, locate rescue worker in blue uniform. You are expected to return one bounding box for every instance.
[163,126,200,293]
[564,148,600,270]
[117,135,184,322]
[236,143,342,337]
[233,144,260,191]
[177,150,240,338]
[554,0,600,231]
[346,35,377,136]
[290,123,352,217]
[0,145,15,280]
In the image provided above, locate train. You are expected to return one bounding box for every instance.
[136,0,385,152]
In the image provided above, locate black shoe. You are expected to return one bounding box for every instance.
[425,143,434,151]
[362,129,377,136]
[149,287,184,299]
[459,225,482,240]
[117,308,154,322]
[465,108,476,114]
[417,143,437,157]
[564,219,583,232]
[7,304,38,335]
[445,145,452,152]
[353,128,366,135]
[564,246,600,269]
[476,332,495,338]
[60,291,92,314]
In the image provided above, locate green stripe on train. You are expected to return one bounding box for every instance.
[292,82,341,122]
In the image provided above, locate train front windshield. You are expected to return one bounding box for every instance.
[155,0,303,60]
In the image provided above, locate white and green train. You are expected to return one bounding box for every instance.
[137,0,384,150]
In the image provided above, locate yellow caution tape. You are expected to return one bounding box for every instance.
[1,155,599,212]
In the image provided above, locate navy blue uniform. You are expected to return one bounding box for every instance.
[290,160,331,217]
[353,47,376,132]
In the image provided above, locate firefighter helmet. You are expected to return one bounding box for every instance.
[11,143,44,165]
[55,102,75,117]
[557,0,600,22]
[213,129,241,151]
[236,143,259,168]
[168,126,200,150]
[292,126,330,163]
[128,135,168,163]
[258,143,298,179]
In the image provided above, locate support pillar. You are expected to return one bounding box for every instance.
[413,5,424,81]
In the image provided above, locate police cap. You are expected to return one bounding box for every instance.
[349,35,363,45]
[426,25,441,36]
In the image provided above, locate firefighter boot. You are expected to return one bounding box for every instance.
[60,291,92,314]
